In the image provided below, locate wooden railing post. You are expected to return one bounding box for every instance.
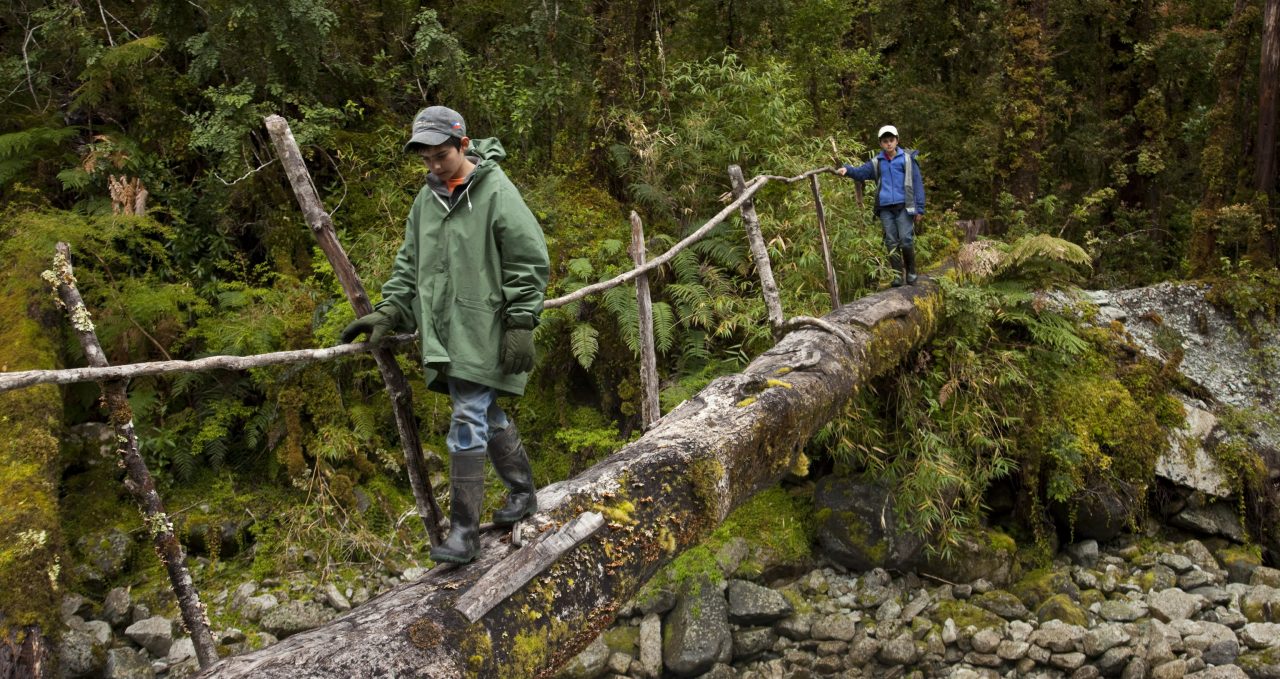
[47,244,218,668]
[630,211,660,429]
[728,165,784,335]
[263,115,444,546]
[809,174,841,309]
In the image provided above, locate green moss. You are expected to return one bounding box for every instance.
[1012,568,1077,610]
[0,211,74,640]
[842,513,887,566]
[687,458,725,518]
[930,600,1005,630]
[1237,646,1280,673]
[603,625,639,654]
[1036,593,1087,626]
[460,623,495,679]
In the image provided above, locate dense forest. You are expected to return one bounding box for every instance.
[1,0,1278,676]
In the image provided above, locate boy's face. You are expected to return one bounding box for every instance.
[880,135,898,154]
[418,137,471,180]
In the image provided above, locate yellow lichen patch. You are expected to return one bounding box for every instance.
[765,379,792,389]
[736,396,757,407]
[773,366,792,376]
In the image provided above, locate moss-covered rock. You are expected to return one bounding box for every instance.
[929,600,1006,631]
[1216,545,1262,584]
[814,475,926,572]
[921,526,1018,587]
[1011,568,1080,611]
[1036,593,1088,626]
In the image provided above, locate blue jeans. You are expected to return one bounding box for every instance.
[446,377,510,453]
[878,205,915,252]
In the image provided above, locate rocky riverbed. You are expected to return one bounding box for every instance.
[556,537,1280,679]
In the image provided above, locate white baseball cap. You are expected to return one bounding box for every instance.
[878,125,899,139]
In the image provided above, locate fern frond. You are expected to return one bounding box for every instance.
[653,302,677,354]
[570,323,600,369]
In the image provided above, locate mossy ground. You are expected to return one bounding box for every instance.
[637,485,814,600]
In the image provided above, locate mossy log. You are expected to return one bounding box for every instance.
[198,282,941,679]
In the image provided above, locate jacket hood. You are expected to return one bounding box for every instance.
[467,138,507,164]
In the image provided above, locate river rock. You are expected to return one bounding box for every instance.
[1178,620,1238,665]
[662,579,731,676]
[1084,623,1131,657]
[810,613,858,641]
[1149,589,1203,622]
[239,593,279,622]
[124,616,173,657]
[556,634,608,679]
[1240,585,1280,623]
[1253,567,1280,588]
[103,647,153,679]
[102,587,132,628]
[1030,620,1086,653]
[726,580,792,625]
[637,613,661,679]
[1237,646,1280,679]
[323,582,351,612]
[57,626,105,677]
[814,476,926,571]
[260,600,335,639]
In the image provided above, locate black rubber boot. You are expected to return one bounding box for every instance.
[488,424,538,526]
[903,245,918,285]
[888,249,905,287]
[429,448,486,564]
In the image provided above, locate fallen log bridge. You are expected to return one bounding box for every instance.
[199,282,942,679]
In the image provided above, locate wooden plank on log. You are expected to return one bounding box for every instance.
[197,281,940,679]
[455,512,606,623]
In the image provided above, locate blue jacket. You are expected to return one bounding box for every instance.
[843,149,925,215]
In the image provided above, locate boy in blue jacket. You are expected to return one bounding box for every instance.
[836,125,925,286]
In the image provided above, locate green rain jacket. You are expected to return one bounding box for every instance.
[375,138,549,397]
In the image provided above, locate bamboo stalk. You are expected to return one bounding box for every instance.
[630,211,660,429]
[810,174,841,309]
[264,115,443,546]
[46,243,218,668]
[728,165,784,335]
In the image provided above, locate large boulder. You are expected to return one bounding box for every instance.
[662,578,731,677]
[1158,397,1230,497]
[921,527,1018,587]
[1171,500,1246,543]
[814,476,927,571]
[57,626,106,677]
[124,616,173,657]
[103,647,154,679]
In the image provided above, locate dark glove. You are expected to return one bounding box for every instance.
[500,327,535,374]
[340,307,399,345]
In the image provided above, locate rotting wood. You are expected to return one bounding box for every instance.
[810,174,841,309]
[729,164,784,335]
[630,211,660,429]
[0,334,418,394]
[264,114,444,546]
[196,280,941,679]
[454,511,606,623]
[47,243,218,668]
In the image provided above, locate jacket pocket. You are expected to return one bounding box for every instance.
[452,296,502,367]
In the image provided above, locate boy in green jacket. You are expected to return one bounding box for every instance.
[341,106,550,564]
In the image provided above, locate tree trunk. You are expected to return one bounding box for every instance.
[1255,0,1279,265]
[197,282,941,679]
[1190,0,1257,275]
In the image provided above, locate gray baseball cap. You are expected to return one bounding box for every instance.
[403,106,467,152]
